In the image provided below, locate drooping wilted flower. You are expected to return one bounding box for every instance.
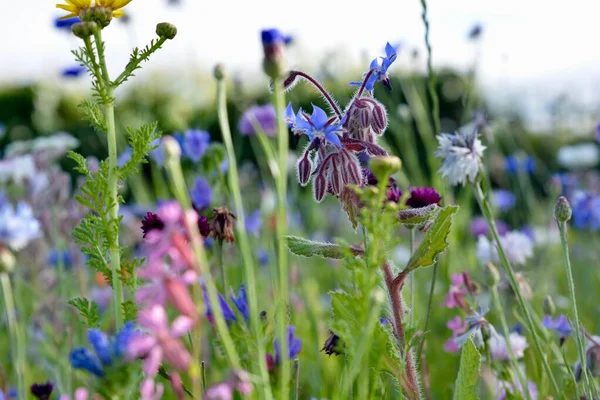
[436,122,486,186]
[239,104,277,136]
[211,206,236,243]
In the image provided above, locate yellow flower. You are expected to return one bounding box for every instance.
[55,0,133,19]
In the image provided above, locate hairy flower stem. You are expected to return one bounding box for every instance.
[409,228,416,326]
[473,182,561,397]
[1,273,26,398]
[383,262,421,399]
[557,220,593,396]
[489,286,532,400]
[93,31,124,329]
[287,71,341,118]
[273,77,291,400]
[216,78,273,399]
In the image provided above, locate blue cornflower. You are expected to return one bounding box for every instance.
[261,28,284,46]
[61,65,87,78]
[543,314,571,337]
[350,42,397,91]
[190,177,212,210]
[505,154,535,175]
[117,146,132,168]
[274,326,302,364]
[285,103,345,147]
[493,189,516,212]
[69,323,135,378]
[203,283,250,324]
[245,210,262,236]
[256,248,269,266]
[571,191,600,231]
[182,129,210,163]
[47,248,74,268]
[230,284,249,322]
[54,16,80,30]
[0,199,42,251]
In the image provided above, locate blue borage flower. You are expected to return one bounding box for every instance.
[182,129,210,163]
[274,326,302,364]
[285,103,345,147]
[542,314,572,338]
[47,248,74,268]
[350,42,398,91]
[69,322,136,378]
[203,284,249,323]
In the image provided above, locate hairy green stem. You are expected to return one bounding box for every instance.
[1,273,26,398]
[474,182,561,397]
[216,78,273,399]
[273,78,291,399]
[409,228,416,326]
[557,220,593,396]
[93,30,124,328]
[490,285,531,400]
[417,262,437,360]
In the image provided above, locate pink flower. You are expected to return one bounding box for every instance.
[128,305,194,374]
[443,273,467,309]
[444,316,468,353]
[140,378,165,400]
[204,370,253,400]
[444,338,460,353]
[58,388,88,400]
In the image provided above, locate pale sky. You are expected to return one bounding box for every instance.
[1,0,600,131]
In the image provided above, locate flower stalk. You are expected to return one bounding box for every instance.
[1,272,27,399]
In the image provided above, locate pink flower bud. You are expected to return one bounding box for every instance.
[313,173,326,202]
[296,156,312,186]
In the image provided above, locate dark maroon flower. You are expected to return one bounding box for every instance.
[406,187,441,208]
[362,168,402,203]
[321,331,343,356]
[31,381,53,400]
[387,186,402,203]
[198,216,210,237]
[141,212,165,238]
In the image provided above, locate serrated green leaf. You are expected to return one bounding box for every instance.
[397,204,440,227]
[406,205,459,271]
[285,235,346,259]
[122,300,138,322]
[453,337,481,400]
[68,297,100,328]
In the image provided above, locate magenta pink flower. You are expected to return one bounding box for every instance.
[139,378,165,400]
[58,388,88,400]
[443,273,468,309]
[204,370,253,400]
[128,305,194,374]
[444,316,468,353]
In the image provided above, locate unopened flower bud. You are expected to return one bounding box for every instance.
[481,322,492,343]
[0,247,16,274]
[543,295,556,316]
[554,196,572,222]
[156,22,177,40]
[213,63,226,81]
[261,29,286,79]
[296,156,312,186]
[80,6,113,28]
[211,206,236,243]
[162,135,181,163]
[369,156,402,183]
[71,21,99,39]
[483,262,501,287]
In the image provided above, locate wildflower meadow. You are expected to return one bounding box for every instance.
[2,1,600,399]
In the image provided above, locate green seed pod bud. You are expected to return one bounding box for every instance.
[554,196,572,222]
[481,322,492,343]
[543,295,556,316]
[0,248,16,274]
[162,135,181,163]
[213,63,226,81]
[71,21,99,39]
[80,6,113,28]
[369,156,402,184]
[483,262,501,287]
[156,22,178,40]
[384,201,398,213]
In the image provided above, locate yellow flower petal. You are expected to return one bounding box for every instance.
[56,4,77,12]
[113,0,132,8]
[112,9,125,17]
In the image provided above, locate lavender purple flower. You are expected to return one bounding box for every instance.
[182,129,210,163]
[190,177,213,210]
[239,104,277,136]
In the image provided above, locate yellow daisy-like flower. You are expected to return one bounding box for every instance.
[56,0,133,19]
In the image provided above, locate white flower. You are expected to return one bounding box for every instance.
[0,155,36,185]
[0,199,42,251]
[476,230,534,266]
[490,331,528,361]
[557,143,599,170]
[435,122,486,186]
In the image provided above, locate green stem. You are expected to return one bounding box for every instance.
[490,285,531,400]
[92,30,124,329]
[417,261,437,360]
[419,0,441,137]
[1,273,26,399]
[293,359,300,400]
[409,229,416,326]
[474,182,561,398]
[215,239,226,291]
[273,77,291,400]
[112,38,167,88]
[216,78,273,399]
[557,220,593,397]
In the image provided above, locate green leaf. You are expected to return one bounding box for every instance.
[397,204,440,228]
[453,337,481,400]
[285,235,355,259]
[68,297,100,328]
[78,99,107,133]
[122,300,138,322]
[406,205,459,271]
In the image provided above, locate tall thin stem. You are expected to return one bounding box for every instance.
[557,220,593,396]
[473,182,561,397]
[93,30,124,329]
[1,273,26,398]
[216,78,273,399]
[409,228,416,326]
[419,0,440,136]
[273,77,291,399]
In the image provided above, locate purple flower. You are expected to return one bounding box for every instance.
[182,130,210,163]
[141,212,165,239]
[245,210,262,236]
[350,42,397,91]
[61,66,87,78]
[470,216,509,237]
[493,189,516,212]
[467,24,483,40]
[505,155,535,175]
[256,248,269,266]
[543,314,572,337]
[47,248,74,268]
[149,138,166,166]
[229,284,249,322]
[238,104,277,136]
[406,187,441,208]
[571,191,600,231]
[30,382,53,400]
[190,177,212,210]
[596,122,600,142]
[274,326,302,364]
[203,284,249,324]
[443,273,467,309]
